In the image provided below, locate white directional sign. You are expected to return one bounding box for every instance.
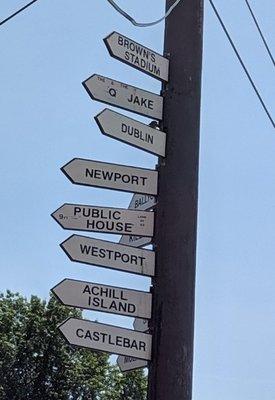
[82,74,163,120]
[51,204,154,237]
[95,109,166,157]
[61,234,155,276]
[133,318,150,333]
[117,355,148,372]
[52,279,152,319]
[119,235,151,248]
[61,158,158,195]
[119,193,156,247]
[59,318,152,360]
[128,194,157,211]
[104,32,169,82]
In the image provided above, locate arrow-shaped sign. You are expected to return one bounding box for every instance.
[60,235,155,277]
[52,279,152,319]
[104,32,169,82]
[119,235,152,248]
[95,109,166,157]
[128,193,157,211]
[61,158,158,195]
[82,74,163,120]
[133,318,150,333]
[58,317,152,360]
[117,355,148,373]
[51,204,154,237]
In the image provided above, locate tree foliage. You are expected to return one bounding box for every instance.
[0,291,147,400]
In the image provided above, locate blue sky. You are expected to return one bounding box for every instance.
[0,0,274,399]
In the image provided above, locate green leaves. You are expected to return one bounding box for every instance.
[0,291,147,399]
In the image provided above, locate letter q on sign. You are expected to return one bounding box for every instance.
[109,88,117,97]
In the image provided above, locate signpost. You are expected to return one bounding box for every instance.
[61,158,158,195]
[60,235,155,276]
[58,317,152,360]
[104,32,169,82]
[82,74,163,120]
[51,203,154,237]
[128,193,157,211]
[117,355,148,373]
[52,278,152,319]
[95,109,166,157]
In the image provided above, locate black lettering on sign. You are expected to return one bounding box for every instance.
[76,328,148,353]
[127,94,154,110]
[121,124,154,145]
[85,168,148,187]
[117,35,160,77]
[86,219,134,233]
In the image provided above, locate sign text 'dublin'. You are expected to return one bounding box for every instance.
[95,109,166,157]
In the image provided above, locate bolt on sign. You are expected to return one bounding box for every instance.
[104,31,169,82]
[52,279,152,319]
[51,204,154,237]
[61,158,158,195]
[60,235,155,277]
[95,109,166,157]
[82,74,163,120]
[59,318,152,361]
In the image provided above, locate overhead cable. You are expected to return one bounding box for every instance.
[0,0,39,27]
[209,0,275,129]
[107,0,183,27]
[244,0,275,67]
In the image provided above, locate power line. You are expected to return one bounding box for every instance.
[107,0,183,27]
[244,0,275,67]
[0,0,39,27]
[208,0,275,129]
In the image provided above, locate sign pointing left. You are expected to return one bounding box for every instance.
[51,203,154,237]
[95,109,166,157]
[52,278,152,319]
[61,158,158,195]
[104,32,169,82]
[83,74,163,120]
[58,318,152,360]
